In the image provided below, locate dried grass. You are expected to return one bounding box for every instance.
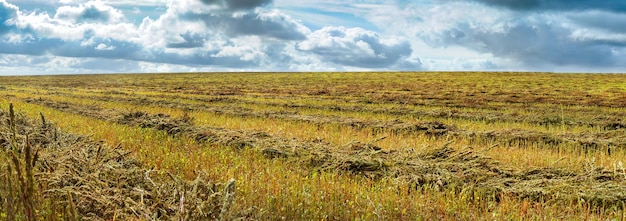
[20,98,626,209]
[25,97,626,154]
[0,105,254,220]
[116,111,626,208]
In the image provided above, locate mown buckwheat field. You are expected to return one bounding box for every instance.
[1,72,625,220]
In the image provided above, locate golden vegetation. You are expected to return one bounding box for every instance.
[0,104,248,220]
[1,72,626,220]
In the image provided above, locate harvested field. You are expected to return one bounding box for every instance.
[21,101,626,209]
[24,97,626,154]
[0,105,253,220]
[2,72,626,220]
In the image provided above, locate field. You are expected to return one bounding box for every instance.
[1,72,626,220]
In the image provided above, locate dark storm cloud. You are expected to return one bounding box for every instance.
[469,0,626,12]
[297,27,414,68]
[200,0,272,11]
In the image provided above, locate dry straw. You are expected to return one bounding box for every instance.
[0,104,253,220]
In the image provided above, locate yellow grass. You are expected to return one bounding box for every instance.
[1,72,625,219]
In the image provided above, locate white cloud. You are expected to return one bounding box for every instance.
[9,0,138,43]
[16,12,86,41]
[0,0,19,34]
[199,0,272,12]
[297,26,416,68]
[356,1,626,71]
[463,0,626,13]
[211,36,268,62]
[0,54,108,75]
[94,43,115,50]
[2,0,626,73]
[423,11,624,68]
[422,57,502,71]
[54,1,125,23]
[184,8,311,40]
[0,0,309,70]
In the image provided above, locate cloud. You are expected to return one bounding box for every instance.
[69,57,140,71]
[182,8,310,40]
[423,11,625,68]
[0,35,143,60]
[118,0,312,68]
[466,0,626,12]
[0,53,162,75]
[568,11,626,34]
[3,0,624,73]
[165,32,206,48]
[94,43,115,50]
[0,0,18,35]
[393,58,423,70]
[0,36,62,56]
[10,1,136,42]
[54,1,125,23]
[227,9,310,40]
[356,1,626,71]
[2,0,421,72]
[200,0,272,12]
[422,57,499,71]
[0,0,313,71]
[296,26,414,68]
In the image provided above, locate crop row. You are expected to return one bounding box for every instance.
[17,98,626,209]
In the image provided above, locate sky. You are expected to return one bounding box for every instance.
[1,0,625,75]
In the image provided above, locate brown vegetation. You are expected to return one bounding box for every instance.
[2,72,626,219]
[0,104,253,220]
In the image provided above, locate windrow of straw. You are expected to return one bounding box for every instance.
[26,95,457,137]
[24,97,626,154]
[63,92,626,129]
[0,105,253,220]
[111,111,626,209]
[21,98,626,209]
